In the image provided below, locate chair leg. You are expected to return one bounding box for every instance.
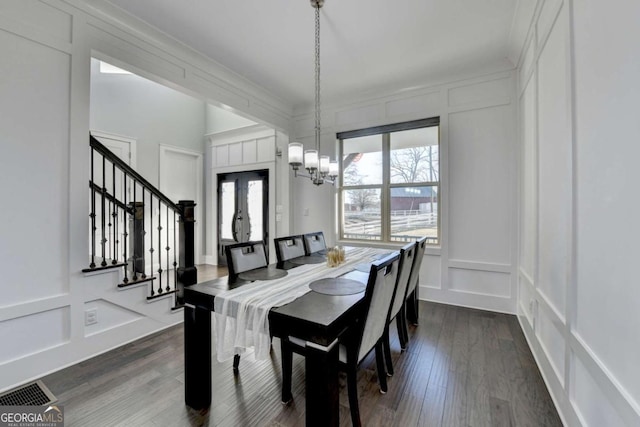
[398,306,409,350]
[280,338,293,404]
[413,285,420,325]
[406,288,419,326]
[233,354,241,372]
[346,362,361,427]
[375,342,388,394]
[382,327,394,377]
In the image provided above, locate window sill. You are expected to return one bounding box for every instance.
[336,240,441,256]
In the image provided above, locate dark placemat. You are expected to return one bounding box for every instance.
[289,255,326,265]
[238,266,288,281]
[309,278,366,296]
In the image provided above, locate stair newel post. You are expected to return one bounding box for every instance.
[122,172,129,284]
[177,200,197,305]
[128,198,144,282]
[157,200,163,296]
[173,210,178,305]
[90,146,96,269]
[101,156,107,266]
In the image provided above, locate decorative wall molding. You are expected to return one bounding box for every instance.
[516,0,640,424]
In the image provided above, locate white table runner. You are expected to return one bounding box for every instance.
[212,247,383,362]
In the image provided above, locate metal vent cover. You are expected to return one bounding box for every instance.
[0,380,57,406]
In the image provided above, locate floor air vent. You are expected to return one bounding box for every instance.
[0,380,57,406]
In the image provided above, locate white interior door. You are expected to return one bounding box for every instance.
[159,145,203,264]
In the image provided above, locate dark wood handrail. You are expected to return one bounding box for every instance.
[90,135,181,213]
[89,181,134,214]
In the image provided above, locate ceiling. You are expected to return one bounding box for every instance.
[106,0,520,110]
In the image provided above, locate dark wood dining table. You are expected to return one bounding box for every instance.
[182,260,368,426]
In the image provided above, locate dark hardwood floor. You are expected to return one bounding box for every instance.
[41,293,561,426]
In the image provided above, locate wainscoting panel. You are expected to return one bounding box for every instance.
[0,0,72,44]
[572,354,626,426]
[384,91,441,119]
[83,299,143,337]
[448,105,513,265]
[536,307,565,384]
[447,77,511,108]
[0,28,70,307]
[0,307,70,365]
[449,268,510,298]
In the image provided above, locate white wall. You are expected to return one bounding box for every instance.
[515,0,640,425]
[292,70,518,314]
[205,103,256,134]
[0,0,291,393]
[90,58,206,187]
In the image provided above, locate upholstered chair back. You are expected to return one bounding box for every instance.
[406,236,427,296]
[274,235,306,262]
[357,253,399,363]
[303,232,326,255]
[389,242,417,320]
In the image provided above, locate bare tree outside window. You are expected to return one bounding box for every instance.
[344,164,378,211]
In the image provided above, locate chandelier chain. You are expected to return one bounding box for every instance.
[314,4,321,152]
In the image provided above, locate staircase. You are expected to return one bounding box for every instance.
[83,135,196,308]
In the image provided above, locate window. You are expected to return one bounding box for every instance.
[338,118,440,245]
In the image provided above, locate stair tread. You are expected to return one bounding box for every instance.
[117,275,157,288]
[82,260,126,273]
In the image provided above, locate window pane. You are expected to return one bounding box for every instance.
[342,188,382,241]
[220,182,235,240]
[389,186,438,244]
[247,179,263,241]
[390,127,439,184]
[342,134,382,185]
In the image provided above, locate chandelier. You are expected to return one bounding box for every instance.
[288,0,338,186]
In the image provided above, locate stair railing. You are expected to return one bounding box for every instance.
[84,135,197,307]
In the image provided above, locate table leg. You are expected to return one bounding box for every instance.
[305,340,339,426]
[184,305,211,409]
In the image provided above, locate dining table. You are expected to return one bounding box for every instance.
[182,247,389,426]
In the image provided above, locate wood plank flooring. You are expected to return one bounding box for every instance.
[41,299,562,426]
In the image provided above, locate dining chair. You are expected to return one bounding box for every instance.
[225,240,268,283]
[405,236,428,326]
[382,241,416,376]
[302,231,326,255]
[225,240,269,371]
[274,235,306,263]
[280,253,400,427]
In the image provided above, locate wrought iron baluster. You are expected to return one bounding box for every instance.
[157,200,163,295]
[166,205,170,292]
[149,193,154,296]
[90,147,96,268]
[112,162,117,263]
[122,172,129,284]
[141,187,147,280]
[108,199,113,261]
[132,182,138,281]
[101,156,107,266]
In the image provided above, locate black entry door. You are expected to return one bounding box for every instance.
[217,170,269,265]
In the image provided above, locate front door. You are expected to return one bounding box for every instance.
[217,170,269,265]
